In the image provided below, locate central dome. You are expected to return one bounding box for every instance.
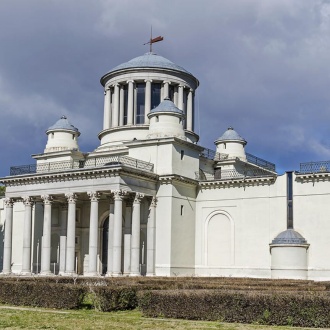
[107,52,191,75]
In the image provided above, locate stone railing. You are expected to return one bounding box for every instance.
[10,155,154,176]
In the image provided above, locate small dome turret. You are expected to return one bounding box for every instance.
[147,98,186,140]
[271,229,308,245]
[44,116,80,153]
[214,127,247,160]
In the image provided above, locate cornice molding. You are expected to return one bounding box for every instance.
[295,172,330,182]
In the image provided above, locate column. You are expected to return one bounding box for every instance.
[40,195,53,275]
[2,198,14,274]
[103,87,111,130]
[119,85,124,126]
[127,80,134,125]
[112,84,120,127]
[59,204,68,275]
[87,191,100,276]
[163,81,170,99]
[65,193,77,275]
[106,198,114,276]
[123,199,132,275]
[187,89,193,131]
[146,197,157,276]
[144,79,152,124]
[178,85,184,110]
[112,190,125,276]
[21,196,34,274]
[130,193,144,276]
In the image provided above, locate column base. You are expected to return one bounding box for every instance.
[20,271,32,276]
[111,272,122,277]
[146,273,155,277]
[84,272,99,277]
[129,272,141,277]
[0,271,12,276]
[64,271,78,276]
[39,271,53,276]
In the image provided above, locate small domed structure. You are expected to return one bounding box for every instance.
[44,116,80,153]
[214,127,247,160]
[147,98,186,140]
[270,229,309,280]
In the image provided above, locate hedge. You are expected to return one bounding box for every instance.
[138,289,330,328]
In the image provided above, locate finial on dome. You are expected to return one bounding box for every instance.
[61,115,67,119]
[228,126,233,130]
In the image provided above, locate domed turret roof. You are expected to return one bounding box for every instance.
[215,127,246,144]
[149,98,184,116]
[271,229,308,245]
[46,116,80,134]
[107,52,191,75]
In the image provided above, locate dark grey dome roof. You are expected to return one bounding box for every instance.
[215,127,246,144]
[271,229,308,245]
[108,52,191,75]
[149,98,184,116]
[46,116,79,134]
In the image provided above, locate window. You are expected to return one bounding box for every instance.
[136,83,145,124]
[287,172,293,229]
[181,150,184,160]
[151,83,161,109]
[169,84,175,101]
[180,205,184,216]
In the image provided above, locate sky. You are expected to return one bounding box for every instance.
[1,0,330,177]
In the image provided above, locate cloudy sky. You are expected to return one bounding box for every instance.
[1,0,330,177]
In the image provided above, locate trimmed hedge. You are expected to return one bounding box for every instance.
[0,281,84,309]
[138,289,330,328]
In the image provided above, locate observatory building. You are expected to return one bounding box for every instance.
[1,51,329,280]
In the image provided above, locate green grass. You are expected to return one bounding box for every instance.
[0,306,319,330]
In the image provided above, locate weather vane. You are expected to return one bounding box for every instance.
[144,27,164,52]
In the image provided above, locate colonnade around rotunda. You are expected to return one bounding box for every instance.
[103,79,195,131]
[2,190,157,277]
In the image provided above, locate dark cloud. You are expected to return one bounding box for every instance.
[1,0,330,176]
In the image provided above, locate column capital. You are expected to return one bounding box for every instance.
[179,84,186,89]
[144,79,153,83]
[163,80,171,85]
[189,88,194,93]
[88,191,100,202]
[22,196,34,207]
[41,195,53,205]
[126,80,135,84]
[113,190,128,200]
[133,193,144,204]
[150,196,158,207]
[4,198,14,207]
[65,192,77,204]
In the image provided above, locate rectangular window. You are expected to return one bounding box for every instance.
[151,83,161,109]
[287,171,293,229]
[169,84,175,101]
[180,205,184,216]
[123,85,128,125]
[136,83,145,124]
[181,150,184,160]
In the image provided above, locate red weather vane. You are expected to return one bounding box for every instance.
[144,27,164,52]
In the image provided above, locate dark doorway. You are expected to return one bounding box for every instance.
[102,217,109,274]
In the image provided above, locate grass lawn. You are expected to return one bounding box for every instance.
[0,306,318,330]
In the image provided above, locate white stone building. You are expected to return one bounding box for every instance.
[0,52,329,280]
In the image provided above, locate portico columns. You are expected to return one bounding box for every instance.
[65,193,77,275]
[123,199,132,275]
[163,81,170,99]
[87,191,100,276]
[130,193,144,276]
[146,197,157,276]
[59,204,68,275]
[112,190,125,276]
[144,79,152,124]
[106,198,114,276]
[127,80,134,125]
[2,198,14,274]
[112,84,120,127]
[21,197,34,274]
[178,84,184,110]
[103,87,111,130]
[187,89,193,131]
[40,195,53,275]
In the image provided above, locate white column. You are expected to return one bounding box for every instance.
[112,190,125,276]
[130,193,144,276]
[178,85,184,110]
[163,81,170,99]
[123,199,132,275]
[21,197,34,274]
[59,204,68,275]
[2,198,14,274]
[65,193,77,275]
[127,80,134,125]
[87,191,100,276]
[106,198,114,276]
[144,79,152,124]
[174,86,178,106]
[119,85,124,126]
[146,197,157,276]
[103,87,111,130]
[112,84,120,127]
[40,195,53,275]
[187,89,193,131]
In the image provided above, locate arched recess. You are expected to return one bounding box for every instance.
[99,210,111,275]
[204,210,235,266]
